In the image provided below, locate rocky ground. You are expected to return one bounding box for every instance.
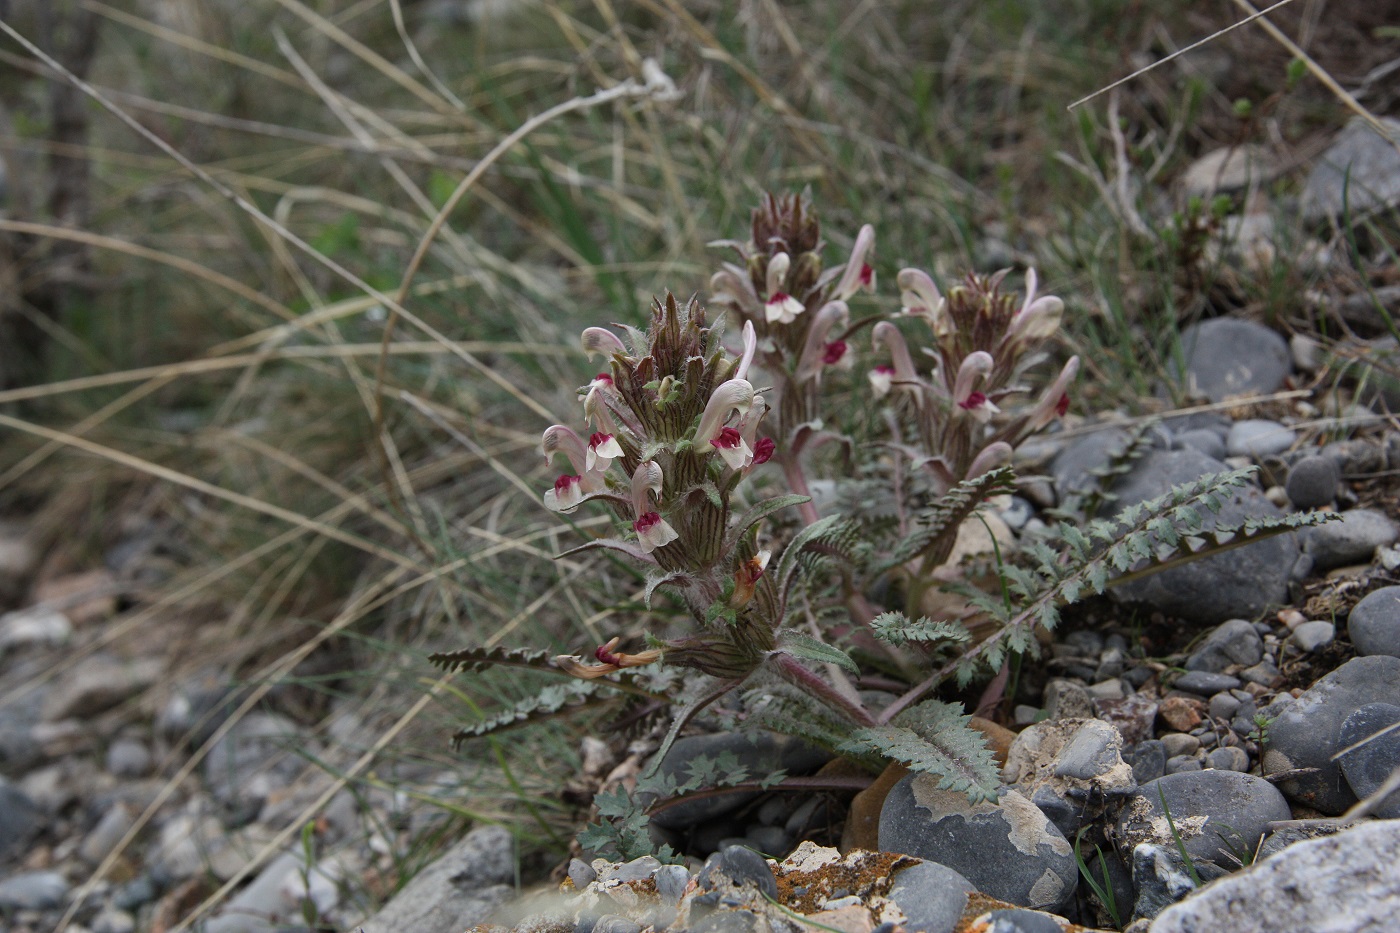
[3,119,1400,933]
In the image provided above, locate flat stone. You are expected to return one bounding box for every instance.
[1180,145,1282,197]
[879,778,1077,911]
[0,778,42,862]
[1226,420,1296,458]
[1172,671,1241,696]
[1159,734,1200,759]
[1302,116,1400,221]
[1175,319,1291,403]
[1049,428,1131,500]
[1285,455,1339,509]
[0,870,70,910]
[1130,740,1166,785]
[1336,703,1400,819]
[1263,655,1400,814]
[41,655,163,721]
[1164,755,1202,774]
[1347,585,1400,658]
[205,850,340,933]
[1150,820,1400,932]
[1185,619,1263,673]
[203,712,312,813]
[1116,770,1290,868]
[1205,746,1249,772]
[1173,428,1226,460]
[1304,509,1398,572]
[0,607,72,655]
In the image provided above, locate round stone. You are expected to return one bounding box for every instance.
[1336,703,1400,819]
[1305,509,1399,572]
[1291,620,1335,652]
[885,860,976,933]
[1116,770,1290,867]
[1185,619,1263,673]
[879,777,1077,911]
[1263,655,1400,813]
[1285,455,1339,509]
[1176,319,1291,403]
[1347,586,1400,658]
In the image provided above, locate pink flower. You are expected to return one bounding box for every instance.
[1004,268,1064,346]
[586,432,623,471]
[869,365,896,399]
[633,510,679,552]
[695,379,756,451]
[957,389,1000,424]
[823,340,852,369]
[951,351,995,417]
[765,291,805,325]
[544,474,585,512]
[1026,356,1080,431]
[752,437,776,465]
[581,327,627,359]
[712,426,753,470]
[898,269,950,337]
[832,224,876,301]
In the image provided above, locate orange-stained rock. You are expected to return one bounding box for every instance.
[1159,695,1205,731]
[842,762,909,852]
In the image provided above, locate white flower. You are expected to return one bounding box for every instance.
[544,474,585,512]
[764,291,805,325]
[586,432,623,472]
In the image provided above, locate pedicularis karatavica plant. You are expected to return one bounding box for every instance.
[431,193,1329,860]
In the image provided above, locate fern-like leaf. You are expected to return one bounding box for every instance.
[880,466,1017,571]
[837,700,1000,802]
[429,645,557,674]
[448,681,608,746]
[869,611,972,648]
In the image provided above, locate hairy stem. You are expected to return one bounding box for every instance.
[769,652,877,726]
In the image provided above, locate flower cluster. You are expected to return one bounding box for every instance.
[540,293,782,679]
[870,269,1080,492]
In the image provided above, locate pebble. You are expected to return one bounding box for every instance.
[359,826,515,933]
[1164,755,1202,774]
[1263,655,1400,814]
[1128,843,1207,921]
[567,858,597,889]
[1185,619,1263,673]
[105,738,153,778]
[1302,116,1400,221]
[0,777,42,862]
[1290,620,1335,652]
[1130,740,1166,785]
[1205,747,1249,772]
[1116,770,1290,868]
[698,845,778,901]
[0,531,38,604]
[879,778,1078,911]
[1284,455,1339,508]
[0,607,73,654]
[1304,508,1399,572]
[41,655,163,722]
[1159,734,1200,758]
[1151,819,1400,932]
[1209,694,1242,720]
[1172,671,1241,696]
[1042,680,1094,721]
[79,802,136,865]
[885,860,975,933]
[1226,420,1296,458]
[91,908,137,933]
[1336,703,1400,819]
[1175,319,1292,403]
[0,870,71,911]
[1174,428,1226,460]
[1346,585,1400,658]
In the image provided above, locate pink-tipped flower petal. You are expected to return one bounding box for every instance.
[1026,356,1080,431]
[869,365,896,399]
[952,351,995,408]
[695,379,756,448]
[712,426,753,470]
[765,292,805,325]
[795,301,851,383]
[897,268,950,336]
[581,327,627,360]
[586,432,623,472]
[752,437,776,464]
[544,474,585,512]
[765,251,791,299]
[633,511,679,552]
[833,224,876,300]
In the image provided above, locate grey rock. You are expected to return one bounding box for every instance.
[601,856,662,884]
[1049,427,1131,499]
[1264,655,1400,813]
[1291,620,1335,652]
[0,870,70,910]
[647,733,828,830]
[41,655,163,722]
[0,702,43,774]
[0,607,72,655]
[1130,740,1166,785]
[1209,694,1242,721]
[1005,719,1136,838]
[593,916,642,933]
[203,712,311,813]
[1107,448,1298,624]
[1175,319,1291,403]
[879,777,1077,911]
[1226,420,1296,458]
[1173,429,1226,460]
[1336,703,1400,819]
[1285,455,1339,509]
[886,860,976,933]
[1042,680,1094,721]
[205,850,339,933]
[1150,820,1400,933]
[567,858,596,889]
[1239,659,1280,687]
[79,802,136,865]
[1304,509,1398,572]
[359,826,514,933]
[1185,619,1264,673]
[1116,770,1290,868]
[653,864,691,905]
[1205,746,1249,772]
[105,738,152,778]
[91,908,137,933]
[1347,585,1400,658]
[1064,630,1106,656]
[1159,734,1200,759]
[742,825,790,857]
[112,876,158,912]
[1129,843,1220,921]
[1171,671,1241,696]
[1255,820,1344,861]
[1164,755,1202,774]
[0,777,42,862]
[701,845,777,901]
[689,910,759,933]
[1302,116,1400,221]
